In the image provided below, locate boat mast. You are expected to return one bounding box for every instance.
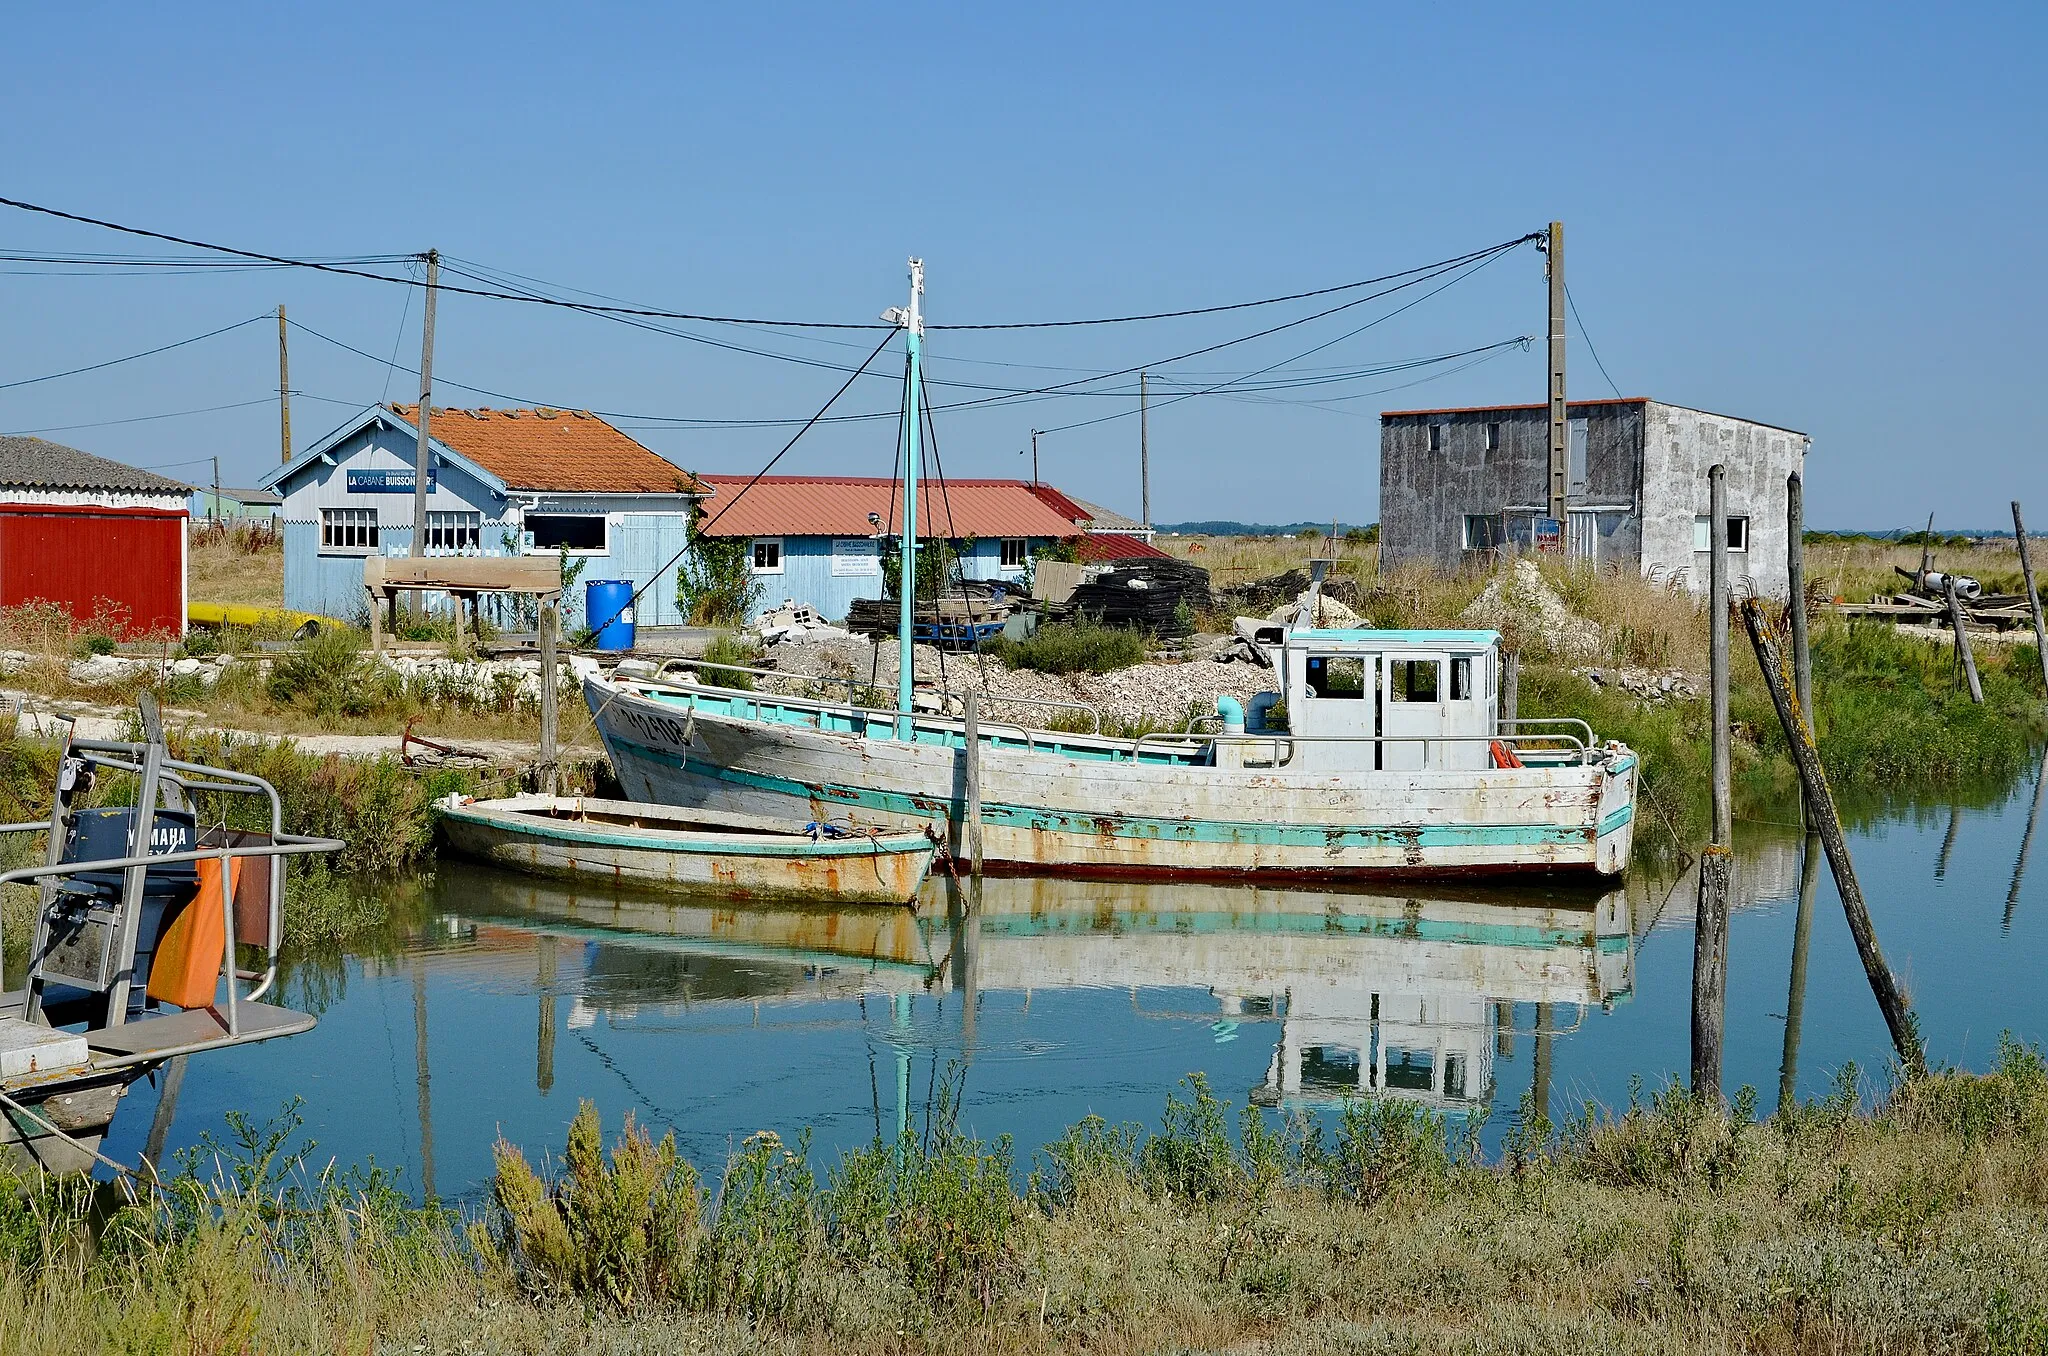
[889,258,926,735]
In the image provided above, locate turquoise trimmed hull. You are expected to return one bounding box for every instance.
[586,677,1639,881]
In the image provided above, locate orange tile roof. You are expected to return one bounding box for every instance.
[695,475,1084,539]
[387,405,708,495]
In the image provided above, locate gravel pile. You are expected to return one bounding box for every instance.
[759,633,1274,729]
[1461,559,1603,660]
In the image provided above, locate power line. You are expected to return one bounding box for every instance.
[3,397,275,436]
[928,234,1542,330]
[1564,281,1622,399]
[0,314,270,391]
[0,196,887,329]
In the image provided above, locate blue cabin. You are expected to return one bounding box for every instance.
[694,474,1093,622]
[261,405,708,627]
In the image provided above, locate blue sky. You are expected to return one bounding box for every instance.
[1,3,2041,527]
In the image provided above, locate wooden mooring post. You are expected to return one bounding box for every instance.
[1944,575,1984,704]
[1691,465,1733,1101]
[538,599,560,795]
[962,689,984,879]
[1786,471,1814,754]
[2015,501,2048,695]
[1742,598,1925,1076]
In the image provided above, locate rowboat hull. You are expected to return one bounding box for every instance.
[585,678,1638,881]
[438,794,935,905]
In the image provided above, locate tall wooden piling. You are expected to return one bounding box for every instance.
[1777,834,1821,1116]
[1500,650,1520,731]
[1692,464,1733,1101]
[962,689,984,878]
[1742,598,1925,1076]
[538,599,560,794]
[1944,576,1984,704]
[1787,471,1813,734]
[2015,501,2048,694]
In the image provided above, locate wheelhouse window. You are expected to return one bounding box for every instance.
[423,511,481,555]
[1450,655,1474,701]
[527,514,606,553]
[320,507,378,552]
[750,537,784,574]
[1305,655,1367,699]
[1388,657,1441,703]
[1692,515,1750,552]
[999,538,1028,570]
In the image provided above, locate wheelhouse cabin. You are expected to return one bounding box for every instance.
[1252,629,1504,772]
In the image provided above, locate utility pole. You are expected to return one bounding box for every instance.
[1139,371,1151,528]
[1545,221,1567,525]
[276,305,292,464]
[1030,429,1040,487]
[210,456,221,524]
[409,249,439,619]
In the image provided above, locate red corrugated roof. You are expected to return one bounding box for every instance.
[1072,532,1170,562]
[696,476,1082,539]
[388,405,708,495]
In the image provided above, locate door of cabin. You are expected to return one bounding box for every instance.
[1380,653,1447,770]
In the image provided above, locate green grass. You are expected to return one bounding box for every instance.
[989,621,1150,675]
[7,1048,2048,1353]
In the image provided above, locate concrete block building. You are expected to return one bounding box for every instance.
[1378,397,1809,598]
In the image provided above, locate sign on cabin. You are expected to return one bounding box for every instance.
[346,469,439,493]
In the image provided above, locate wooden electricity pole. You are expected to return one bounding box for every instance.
[276,305,292,464]
[409,249,440,618]
[1139,370,1151,529]
[1545,221,1567,525]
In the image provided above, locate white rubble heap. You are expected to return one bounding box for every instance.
[1460,559,1603,662]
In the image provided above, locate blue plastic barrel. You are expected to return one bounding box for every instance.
[585,580,636,651]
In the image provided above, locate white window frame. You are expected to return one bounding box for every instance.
[1693,514,1750,553]
[319,507,379,554]
[750,536,785,575]
[831,537,879,577]
[423,510,482,556]
[999,537,1028,571]
[524,512,610,556]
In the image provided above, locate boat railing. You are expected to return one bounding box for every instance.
[1126,729,1591,767]
[632,663,1109,732]
[0,833,344,1054]
[1496,717,1597,750]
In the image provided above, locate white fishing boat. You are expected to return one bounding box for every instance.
[584,260,1638,882]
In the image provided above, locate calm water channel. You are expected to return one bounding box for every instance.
[105,764,2047,1202]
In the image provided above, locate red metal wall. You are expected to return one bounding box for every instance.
[0,505,186,637]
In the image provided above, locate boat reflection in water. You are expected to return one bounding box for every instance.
[434,860,1634,1122]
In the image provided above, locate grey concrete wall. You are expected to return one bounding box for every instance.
[1378,402,1646,570]
[1640,402,1808,599]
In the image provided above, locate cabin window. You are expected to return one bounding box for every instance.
[1382,1046,1435,1092]
[319,507,378,552]
[527,514,607,553]
[1485,421,1502,453]
[1444,1052,1468,1100]
[749,537,784,574]
[1450,655,1474,700]
[1388,658,1440,703]
[1300,1045,1362,1091]
[831,537,879,576]
[1305,655,1367,699]
[1427,424,1444,453]
[1000,538,1028,570]
[423,511,481,555]
[1692,515,1750,552]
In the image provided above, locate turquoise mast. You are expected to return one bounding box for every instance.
[887,258,926,738]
